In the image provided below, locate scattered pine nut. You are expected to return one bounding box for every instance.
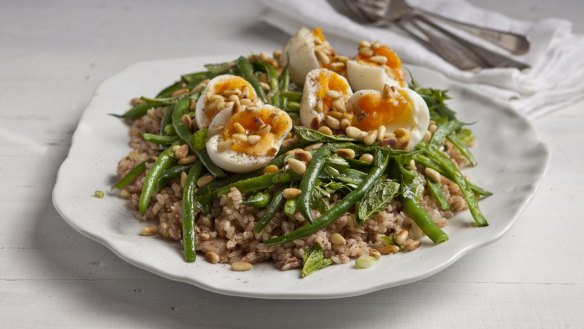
[140,225,158,236]
[231,261,253,271]
[283,188,302,199]
[205,251,220,264]
[197,174,215,187]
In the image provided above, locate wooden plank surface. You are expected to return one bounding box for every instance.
[1,0,582,328]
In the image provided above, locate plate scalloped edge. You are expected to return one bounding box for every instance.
[52,56,550,299]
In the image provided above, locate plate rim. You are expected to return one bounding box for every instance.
[52,56,551,299]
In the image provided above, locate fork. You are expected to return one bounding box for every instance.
[328,0,530,70]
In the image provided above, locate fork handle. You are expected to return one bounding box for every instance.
[415,10,530,55]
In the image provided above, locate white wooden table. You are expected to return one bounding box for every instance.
[1,1,583,328]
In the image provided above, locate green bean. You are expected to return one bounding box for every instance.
[402,197,449,243]
[286,101,300,112]
[421,144,488,227]
[242,192,272,208]
[426,179,450,211]
[298,146,330,223]
[181,71,209,84]
[196,170,263,197]
[284,198,298,217]
[345,158,372,171]
[446,133,477,166]
[413,153,491,197]
[265,148,389,246]
[112,102,157,121]
[262,61,281,107]
[203,170,300,203]
[235,56,267,103]
[171,98,193,145]
[190,130,227,178]
[140,96,178,106]
[142,133,180,145]
[138,148,177,215]
[112,160,150,190]
[281,91,302,102]
[182,161,203,262]
[430,120,462,148]
[279,67,290,110]
[156,165,192,190]
[160,107,174,136]
[254,186,286,233]
[156,80,185,98]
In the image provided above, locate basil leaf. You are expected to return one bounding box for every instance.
[294,126,355,143]
[301,244,333,278]
[356,178,400,223]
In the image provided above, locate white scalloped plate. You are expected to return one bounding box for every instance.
[52,56,550,299]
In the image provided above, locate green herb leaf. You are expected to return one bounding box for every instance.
[301,244,333,278]
[294,126,355,143]
[356,178,400,223]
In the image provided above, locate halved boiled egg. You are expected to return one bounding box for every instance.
[280,27,346,86]
[348,85,429,151]
[347,41,407,92]
[195,75,261,129]
[206,104,293,173]
[299,68,353,131]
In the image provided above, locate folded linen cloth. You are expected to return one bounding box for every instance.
[261,0,584,119]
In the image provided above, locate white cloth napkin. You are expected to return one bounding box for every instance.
[261,0,584,119]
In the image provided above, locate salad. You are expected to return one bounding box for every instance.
[112,27,490,277]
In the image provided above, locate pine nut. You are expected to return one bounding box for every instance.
[223,88,241,97]
[231,261,253,271]
[330,233,346,246]
[263,164,279,174]
[140,225,158,236]
[259,82,271,91]
[429,124,437,133]
[341,118,351,129]
[379,245,400,255]
[328,111,344,120]
[241,85,251,99]
[240,98,254,106]
[359,47,374,57]
[257,124,271,135]
[283,188,302,199]
[359,40,371,48]
[174,144,189,159]
[396,229,409,246]
[180,171,187,188]
[325,116,341,130]
[228,94,240,103]
[405,239,421,251]
[370,56,388,65]
[364,130,378,145]
[273,50,282,59]
[120,189,131,199]
[396,135,410,149]
[294,150,313,162]
[371,41,381,49]
[335,55,349,63]
[330,62,346,71]
[171,88,189,97]
[209,94,224,103]
[336,148,356,159]
[178,155,197,165]
[345,126,363,139]
[325,89,341,99]
[424,167,442,183]
[394,128,408,137]
[247,134,261,145]
[231,133,248,142]
[205,251,220,264]
[318,126,333,135]
[423,130,432,143]
[377,125,386,141]
[197,174,215,187]
[369,248,381,260]
[332,98,346,112]
[181,114,192,130]
[282,137,297,148]
[304,143,323,151]
[217,140,233,152]
[287,158,307,175]
[233,122,246,134]
[315,50,331,65]
[359,153,374,164]
[316,99,324,113]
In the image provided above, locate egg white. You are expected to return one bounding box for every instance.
[194,74,259,130]
[346,60,402,92]
[299,68,352,129]
[280,27,321,86]
[349,88,429,151]
[206,105,293,173]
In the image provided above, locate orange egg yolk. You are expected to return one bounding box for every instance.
[356,45,406,87]
[223,109,291,156]
[352,90,412,132]
[205,77,256,121]
[312,27,326,43]
[317,71,349,111]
